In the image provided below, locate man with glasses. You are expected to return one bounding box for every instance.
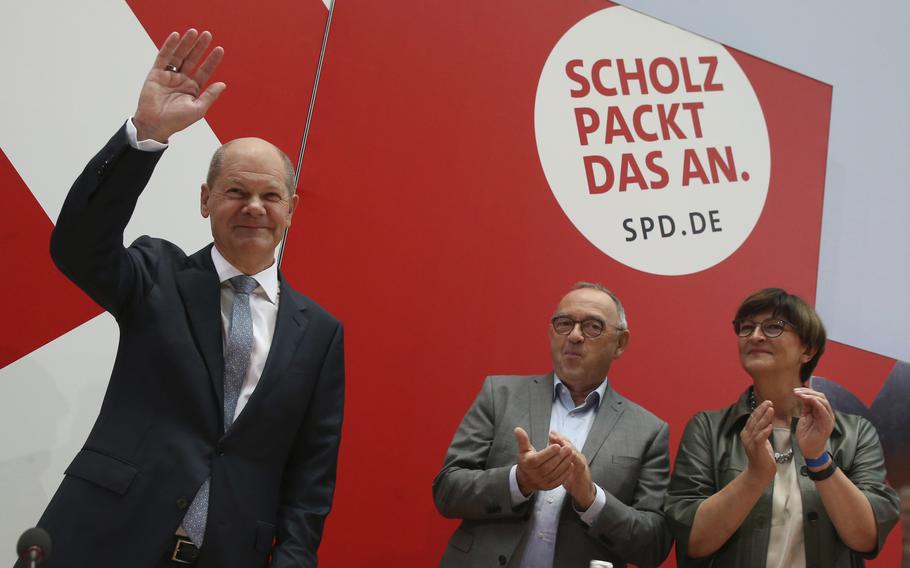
[434,282,672,568]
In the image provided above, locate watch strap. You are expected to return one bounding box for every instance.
[805,451,832,468]
[806,459,838,482]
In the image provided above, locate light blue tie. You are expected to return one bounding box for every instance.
[182,275,258,546]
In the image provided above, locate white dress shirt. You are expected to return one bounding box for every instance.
[766,428,806,568]
[508,376,610,568]
[210,246,279,420]
[124,118,279,420]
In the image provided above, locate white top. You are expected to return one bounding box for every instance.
[124,117,281,422]
[211,246,280,422]
[766,428,806,568]
[508,377,609,568]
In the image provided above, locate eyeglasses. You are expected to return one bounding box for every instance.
[732,318,795,338]
[551,316,623,339]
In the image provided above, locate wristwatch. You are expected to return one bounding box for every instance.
[804,452,838,481]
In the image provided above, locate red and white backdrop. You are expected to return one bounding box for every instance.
[1,1,905,566]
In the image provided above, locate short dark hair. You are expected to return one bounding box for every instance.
[734,288,826,382]
[206,140,296,196]
[571,281,628,330]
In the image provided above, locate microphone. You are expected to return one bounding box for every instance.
[16,527,51,568]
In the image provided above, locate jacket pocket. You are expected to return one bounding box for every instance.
[255,521,276,553]
[611,455,641,466]
[64,448,138,495]
[449,526,473,553]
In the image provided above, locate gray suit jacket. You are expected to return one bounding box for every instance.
[433,375,672,568]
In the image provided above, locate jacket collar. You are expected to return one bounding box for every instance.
[176,244,224,406]
[175,244,311,437]
[580,384,626,463]
[527,374,627,464]
[227,278,309,437]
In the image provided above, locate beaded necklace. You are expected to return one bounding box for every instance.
[749,387,794,464]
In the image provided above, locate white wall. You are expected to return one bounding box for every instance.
[0,1,220,552]
[618,0,910,361]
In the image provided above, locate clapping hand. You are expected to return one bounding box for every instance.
[513,427,573,496]
[740,400,777,485]
[794,387,835,461]
[548,431,596,510]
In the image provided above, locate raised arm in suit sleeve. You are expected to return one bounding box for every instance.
[433,376,531,520]
[51,28,225,318]
[50,126,165,319]
[587,419,673,568]
[271,321,346,568]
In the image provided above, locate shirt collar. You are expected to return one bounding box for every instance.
[552,374,608,412]
[210,246,280,304]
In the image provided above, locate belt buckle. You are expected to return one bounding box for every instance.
[171,537,197,565]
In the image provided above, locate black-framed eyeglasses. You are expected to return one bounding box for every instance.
[732,318,795,338]
[551,316,622,339]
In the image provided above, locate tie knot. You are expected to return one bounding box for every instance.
[229,275,258,295]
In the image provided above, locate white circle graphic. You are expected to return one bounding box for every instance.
[535,7,770,275]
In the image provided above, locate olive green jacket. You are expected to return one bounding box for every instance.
[666,388,900,567]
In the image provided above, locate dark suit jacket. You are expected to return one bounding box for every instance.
[433,375,672,568]
[29,127,344,568]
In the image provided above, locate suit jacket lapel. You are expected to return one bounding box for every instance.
[175,245,224,406]
[581,384,625,464]
[529,374,554,450]
[227,276,308,434]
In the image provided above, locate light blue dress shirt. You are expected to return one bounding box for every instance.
[508,376,609,568]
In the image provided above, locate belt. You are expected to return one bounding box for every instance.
[167,536,200,565]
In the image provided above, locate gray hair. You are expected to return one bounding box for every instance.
[206,140,297,196]
[571,281,628,329]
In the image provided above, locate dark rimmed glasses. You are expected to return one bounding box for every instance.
[551,316,623,339]
[732,318,795,338]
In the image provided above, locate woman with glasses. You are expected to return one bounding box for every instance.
[665,288,899,567]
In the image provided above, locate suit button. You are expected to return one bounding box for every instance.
[807,511,819,522]
[176,497,189,509]
[498,555,507,565]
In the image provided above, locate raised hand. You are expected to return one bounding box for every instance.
[548,431,596,510]
[133,29,226,143]
[513,427,573,496]
[740,400,777,485]
[794,387,835,460]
